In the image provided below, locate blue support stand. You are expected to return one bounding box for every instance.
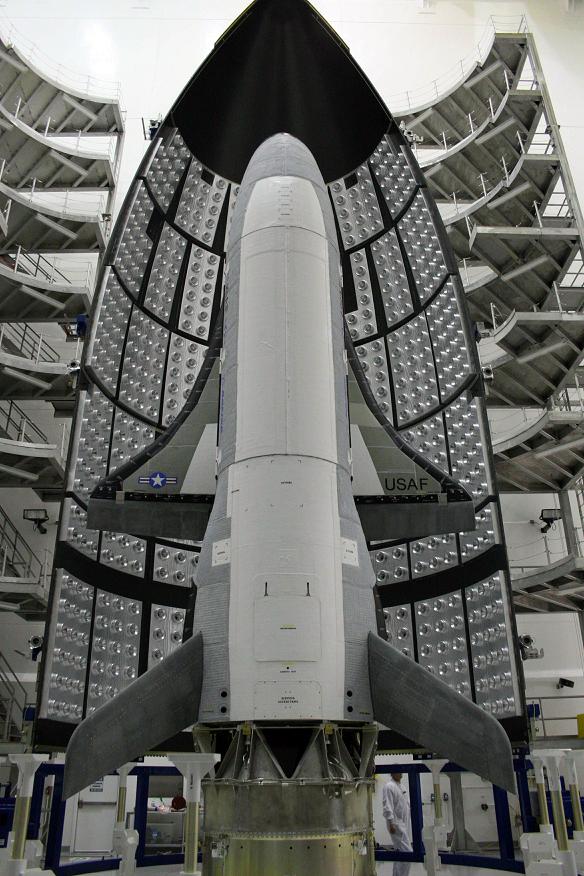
[131,765,184,868]
[45,767,66,873]
[408,770,425,858]
[493,785,515,862]
[515,755,537,834]
[132,770,149,868]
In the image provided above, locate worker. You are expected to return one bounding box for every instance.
[382,772,412,876]
[75,313,88,338]
[170,794,186,811]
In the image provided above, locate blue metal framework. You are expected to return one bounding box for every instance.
[375,761,530,872]
[3,758,561,874]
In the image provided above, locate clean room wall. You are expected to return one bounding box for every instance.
[517,612,584,751]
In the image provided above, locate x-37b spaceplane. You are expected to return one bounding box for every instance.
[34,1,525,873]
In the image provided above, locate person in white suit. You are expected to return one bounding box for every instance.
[383,772,412,876]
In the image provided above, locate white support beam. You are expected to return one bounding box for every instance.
[62,93,98,122]
[34,212,78,240]
[1,365,53,391]
[0,462,38,482]
[18,283,67,311]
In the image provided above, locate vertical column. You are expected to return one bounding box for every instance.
[1,755,49,876]
[564,755,584,834]
[559,492,579,557]
[493,785,515,861]
[448,771,479,852]
[422,760,448,876]
[43,767,65,874]
[171,754,220,876]
[113,765,139,876]
[534,759,551,829]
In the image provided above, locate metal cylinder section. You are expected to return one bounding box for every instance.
[200,723,378,875]
[202,781,374,876]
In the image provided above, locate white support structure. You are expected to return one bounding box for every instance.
[171,754,220,876]
[561,753,584,871]
[422,759,448,876]
[0,754,48,876]
[521,751,578,876]
[112,764,139,876]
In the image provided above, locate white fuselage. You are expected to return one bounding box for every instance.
[222,175,350,721]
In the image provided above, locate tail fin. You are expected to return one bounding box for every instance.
[368,632,515,793]
[64,632,203,798]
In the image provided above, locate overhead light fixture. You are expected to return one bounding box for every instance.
[23,508,49,534]
[539,508,562,534]
[557,677,575,689]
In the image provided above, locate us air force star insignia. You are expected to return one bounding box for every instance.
[138,472,178,489]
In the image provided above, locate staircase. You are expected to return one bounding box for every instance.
[0,651,26,747]
[0,503,50,620]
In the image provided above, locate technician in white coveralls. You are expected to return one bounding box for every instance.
[383,772,412,876]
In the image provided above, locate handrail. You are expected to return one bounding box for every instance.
[2,246,95,290]
[0,399,48,445]
[0,322,59,363]
[0,501,43,583]
[529,695,584,740]
[0,18,122,102]
[11,246,71,285]
[0,650,27,742]
[388,14,529,115]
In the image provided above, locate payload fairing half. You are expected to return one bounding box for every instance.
[35,2,525,873]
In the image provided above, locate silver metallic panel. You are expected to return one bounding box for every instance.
[153,542,199,586]
[414,592,472,698]
[72,389,114,504]
[355,339,392,420]
[99,531,146,578]
[383,603,413,658]
[114,182,155,297]
[330,165,383,249]
[179,247,221,340]
[460,503,497,562]
[370,545,409,585]
[346,250,377,341]
[87,590,142,714]
[148,604,186,668]
[387,312,439,423]
[445,396,489,503]
[162,334,206,426]
[109,408,156,471]
[46,571,93,723]
[89,273,132,392]
[143,224,187,322]
[64,499,99,559]
[371,230,413,327]
[410,532,458,578]
[400,413,448,470]
[175,160,229,245]
[146,131,190,212]
[426,280,471,399]
[119,309,169,421]
[370,136,417,217]
[466,574,516,718]
[398,191,447,301]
